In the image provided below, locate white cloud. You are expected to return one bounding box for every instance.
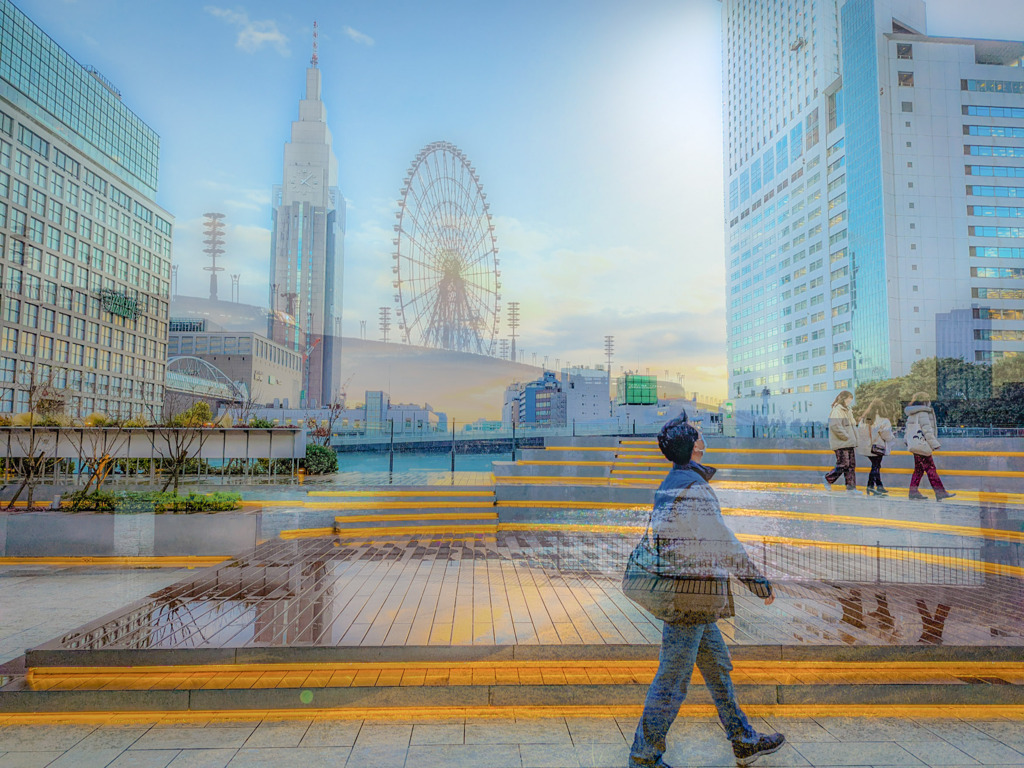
[204,6,289,56]
[343,25,374,46]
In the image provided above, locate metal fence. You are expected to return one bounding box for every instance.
[546,535,993,586]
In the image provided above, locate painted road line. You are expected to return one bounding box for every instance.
[307,490,494,497]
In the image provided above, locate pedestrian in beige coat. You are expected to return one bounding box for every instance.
[824,390,858,491]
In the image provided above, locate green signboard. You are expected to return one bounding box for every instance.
[99,289,139,319]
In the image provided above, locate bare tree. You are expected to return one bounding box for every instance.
[305,399,345,448]
[145,393,214,494]
[66,414,134,510]
[4,366,68,510]
[230,385,265,426]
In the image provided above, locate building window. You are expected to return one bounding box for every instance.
[898,72,914,87]
[897,43,913,60]
[901,101,913,112]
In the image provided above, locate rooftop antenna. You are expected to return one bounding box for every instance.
[311,20,319,68]
[230,273,240,303]
[202,212,225,301]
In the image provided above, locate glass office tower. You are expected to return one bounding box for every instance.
[723,0,1024,424]
[0,0,173,419]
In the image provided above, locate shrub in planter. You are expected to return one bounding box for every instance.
[303,443,338,474]
[66,490,242,513]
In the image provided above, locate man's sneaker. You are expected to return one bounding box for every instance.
[733,732,786,766]
[935,491,957,502]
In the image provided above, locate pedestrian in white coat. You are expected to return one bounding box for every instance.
[856,398,894,496]
[904,392,956,501]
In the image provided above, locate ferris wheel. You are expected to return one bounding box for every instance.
[392,141,501,355]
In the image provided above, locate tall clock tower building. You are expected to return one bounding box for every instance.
[269,59,345,407]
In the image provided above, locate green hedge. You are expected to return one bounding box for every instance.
[303,443,338,474]
[67,490,243,513]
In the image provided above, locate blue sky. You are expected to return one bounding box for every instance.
[13,0,1024,401]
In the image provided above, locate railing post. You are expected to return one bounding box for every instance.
[876,540,882,584]
[388,419,395,474]
[511,421,516,462]
[450,420,456,473]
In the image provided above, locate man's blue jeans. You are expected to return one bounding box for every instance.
[630,621,758,766]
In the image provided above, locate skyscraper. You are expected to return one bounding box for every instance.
[269,43,345,407]
[0,0,173,420]
[723,0,1024,421]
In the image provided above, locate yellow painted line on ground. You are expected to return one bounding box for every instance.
[335,512,498,523]
[0,556,227,568]
[722,507,1024,543]
[2,704,1023,726]
[307,490,494,497]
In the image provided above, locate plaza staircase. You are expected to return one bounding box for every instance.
[319,487,498,537]
[492,436,1024,501]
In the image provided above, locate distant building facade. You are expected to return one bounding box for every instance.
[724,0,1024,417]
[268,57,345,408]
[563,367,609,422]
[237,390,444,439]
[0,0,173,420]
[167,321,302,407]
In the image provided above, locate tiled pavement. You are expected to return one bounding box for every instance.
[0,713,1023,767]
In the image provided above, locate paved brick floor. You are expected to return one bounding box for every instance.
[34,531,1023,657]
[0,713,1022,767]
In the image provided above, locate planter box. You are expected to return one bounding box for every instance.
[0,511,260,557]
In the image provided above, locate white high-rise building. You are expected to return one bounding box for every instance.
[723,0,1024,422]
[269,50,345,408]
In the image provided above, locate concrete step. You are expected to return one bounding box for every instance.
[6,645,1023,713]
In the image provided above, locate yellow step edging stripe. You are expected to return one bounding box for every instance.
[492,500,1024,543]
[308,490,494,498]
[279,527,335,540]
[335,512,498,523]
[493,523,1024,579]
[3,703,1024,726]
[239,500,497,511]
[28,659,1024,684]
[610,464,1024,478]
[721,506,1024,544]
[334,525,498,537]
[0,556,228,567]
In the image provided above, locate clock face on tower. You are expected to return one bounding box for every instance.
[287,167,321,195]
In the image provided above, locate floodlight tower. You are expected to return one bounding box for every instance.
[507,302,520,363]
[604,335,614,415]
[202,212,226,301]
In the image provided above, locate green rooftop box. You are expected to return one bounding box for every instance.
[616,374,657,406]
